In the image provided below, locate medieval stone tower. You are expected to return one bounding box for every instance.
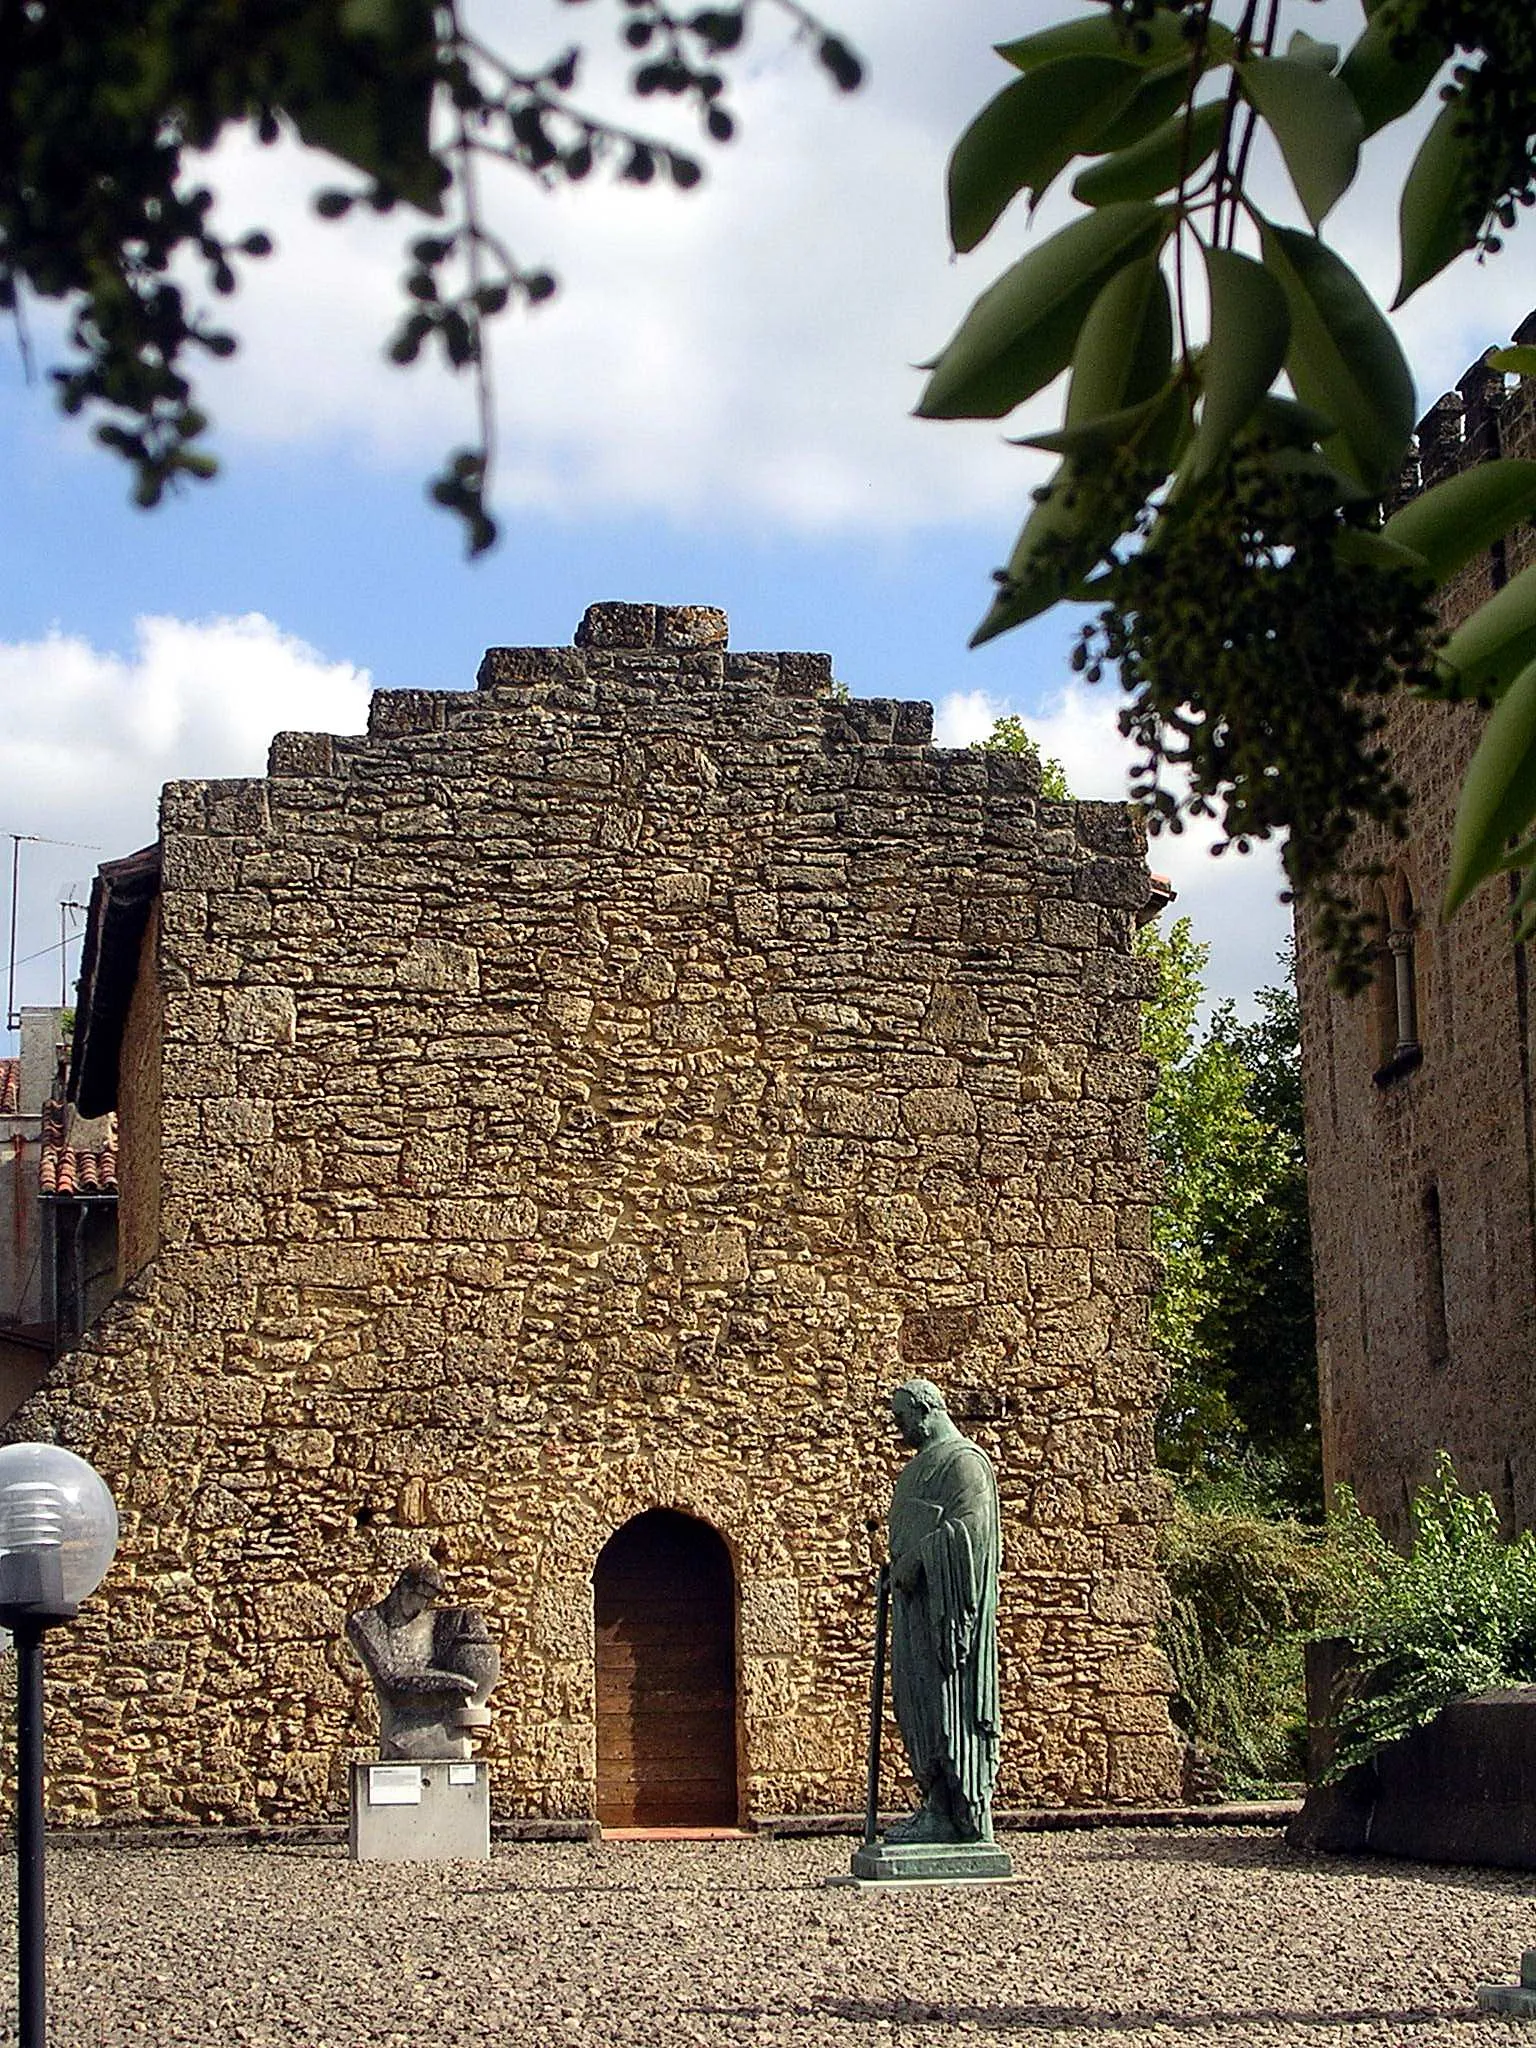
[1297,330,1536,1536]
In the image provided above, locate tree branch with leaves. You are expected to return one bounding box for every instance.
[1,0,861,554]
[922,0,1536,986]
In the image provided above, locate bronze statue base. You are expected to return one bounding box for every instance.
[842,1838,1014,1885]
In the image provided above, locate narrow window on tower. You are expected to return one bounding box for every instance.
[1372,882,1396,1069]
[1423,1180,1449,1370]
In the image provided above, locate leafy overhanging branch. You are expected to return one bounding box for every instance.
[0,0,862,553]
[924,0,1536,985]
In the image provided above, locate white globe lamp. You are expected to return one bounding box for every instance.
[0,1443,118,1620]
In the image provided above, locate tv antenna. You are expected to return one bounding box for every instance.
[58,899,89,1008]
[7,835,101,1032]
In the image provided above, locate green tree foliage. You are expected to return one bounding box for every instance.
[1196,969,1319,1500]
[1141,920,1318,1506]
[926,0,1536,981]
[1322,1454,1536,1774]
[979,712,1072,796]
[1,0,860,551]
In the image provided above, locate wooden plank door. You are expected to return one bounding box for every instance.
[594,1508,738,1828]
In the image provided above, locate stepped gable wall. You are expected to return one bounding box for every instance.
[14,600,1179,1823]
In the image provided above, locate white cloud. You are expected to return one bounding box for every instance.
[1,617,370,1018]
[155,0,1034,533]
[934,688,1003,748]
[147,0,1530,538]
[1026,681,1294,1014]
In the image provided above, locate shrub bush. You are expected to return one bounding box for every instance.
[1159,1475,1336,1795]
[1321,1454,1536,1777]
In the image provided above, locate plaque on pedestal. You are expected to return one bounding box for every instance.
[348,1758,492,1862]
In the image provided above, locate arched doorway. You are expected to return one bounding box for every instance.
[593,1508,738,1828]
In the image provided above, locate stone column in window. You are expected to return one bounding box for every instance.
[1389,926,1419,1058]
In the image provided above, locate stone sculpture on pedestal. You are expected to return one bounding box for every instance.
[850,1378,1012,1882]
[345,1560,501,1861]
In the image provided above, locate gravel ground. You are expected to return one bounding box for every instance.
[6,1826,1536,2047]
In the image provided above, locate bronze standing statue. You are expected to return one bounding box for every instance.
[849,1378,1012,1881]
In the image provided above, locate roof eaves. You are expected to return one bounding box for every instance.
[70,843,162,1118]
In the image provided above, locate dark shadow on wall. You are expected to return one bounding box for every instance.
[0,1331,50,1426]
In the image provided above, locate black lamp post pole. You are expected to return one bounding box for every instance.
[12,1617,48,2048]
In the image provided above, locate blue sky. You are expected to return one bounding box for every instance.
[3,0,1531,1041]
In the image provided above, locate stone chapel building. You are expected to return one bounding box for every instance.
[1297,327,1536,1537]
[18,602,1180,1825]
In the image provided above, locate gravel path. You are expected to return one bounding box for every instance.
[6,1826,1536,2046]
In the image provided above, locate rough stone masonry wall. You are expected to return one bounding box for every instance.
[1298,351,1536,1536]
[16,602,1179,1824]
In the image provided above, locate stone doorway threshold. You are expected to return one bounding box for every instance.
[600,1827,753,1842]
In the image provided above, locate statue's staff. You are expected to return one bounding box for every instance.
[862,1561,891,1847]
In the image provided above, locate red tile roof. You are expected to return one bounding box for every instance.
[39,1099,118,1199]
[0,1060,18,1115]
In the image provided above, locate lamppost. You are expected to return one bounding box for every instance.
[0,1444,118,2048]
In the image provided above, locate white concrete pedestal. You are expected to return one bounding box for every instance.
[348,1759,491,1862]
